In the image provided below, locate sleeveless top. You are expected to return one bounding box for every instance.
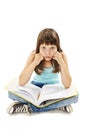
[32,67,60,84]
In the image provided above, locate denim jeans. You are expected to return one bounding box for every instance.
[8,81,78,112]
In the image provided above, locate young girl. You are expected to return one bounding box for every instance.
[7,28,78,114]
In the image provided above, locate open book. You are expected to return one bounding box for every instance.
[5,78,78,107]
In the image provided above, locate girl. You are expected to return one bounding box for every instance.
[7,28,78,114]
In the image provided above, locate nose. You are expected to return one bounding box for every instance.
[45,49,51,55]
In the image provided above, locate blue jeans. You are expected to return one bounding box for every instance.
[8,81,78,112]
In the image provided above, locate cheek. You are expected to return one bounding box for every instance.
[51,49,57,55]
[39,49,45,56]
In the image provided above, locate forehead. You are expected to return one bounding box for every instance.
[40,43,56,47]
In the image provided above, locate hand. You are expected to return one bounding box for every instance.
[52,51,64,65]
[33,53,44,66]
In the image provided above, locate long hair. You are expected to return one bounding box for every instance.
[35,28,63,74]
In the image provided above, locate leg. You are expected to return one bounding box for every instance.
[8,91,28,103]
[8,92,78,114]
[7,91,32,114]
[28,95,78,113]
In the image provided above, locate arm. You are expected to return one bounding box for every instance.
[19,51,43,86]
[53,52,72,88]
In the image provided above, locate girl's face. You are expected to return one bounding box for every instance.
[39,43,57,61]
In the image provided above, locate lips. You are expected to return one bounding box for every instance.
[44,56,52,61]
[45,56,51,59]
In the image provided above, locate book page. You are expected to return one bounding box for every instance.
[14,83,41,105]
[5,78,78,107]
[38,83,78,105]
[40,83,64,95]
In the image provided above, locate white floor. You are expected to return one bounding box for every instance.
[0,84,87,130]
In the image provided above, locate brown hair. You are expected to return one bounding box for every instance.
[35,28,62,74]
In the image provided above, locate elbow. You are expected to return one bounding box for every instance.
[64,83,71,89]
[19,75,25,86]
[64,77,72,89]
[19,81,24,87]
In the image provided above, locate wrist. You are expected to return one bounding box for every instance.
[31,61,37,68]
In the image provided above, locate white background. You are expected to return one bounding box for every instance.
[0,0,87,129]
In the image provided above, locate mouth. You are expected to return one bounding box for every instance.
[45,56,52,60]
